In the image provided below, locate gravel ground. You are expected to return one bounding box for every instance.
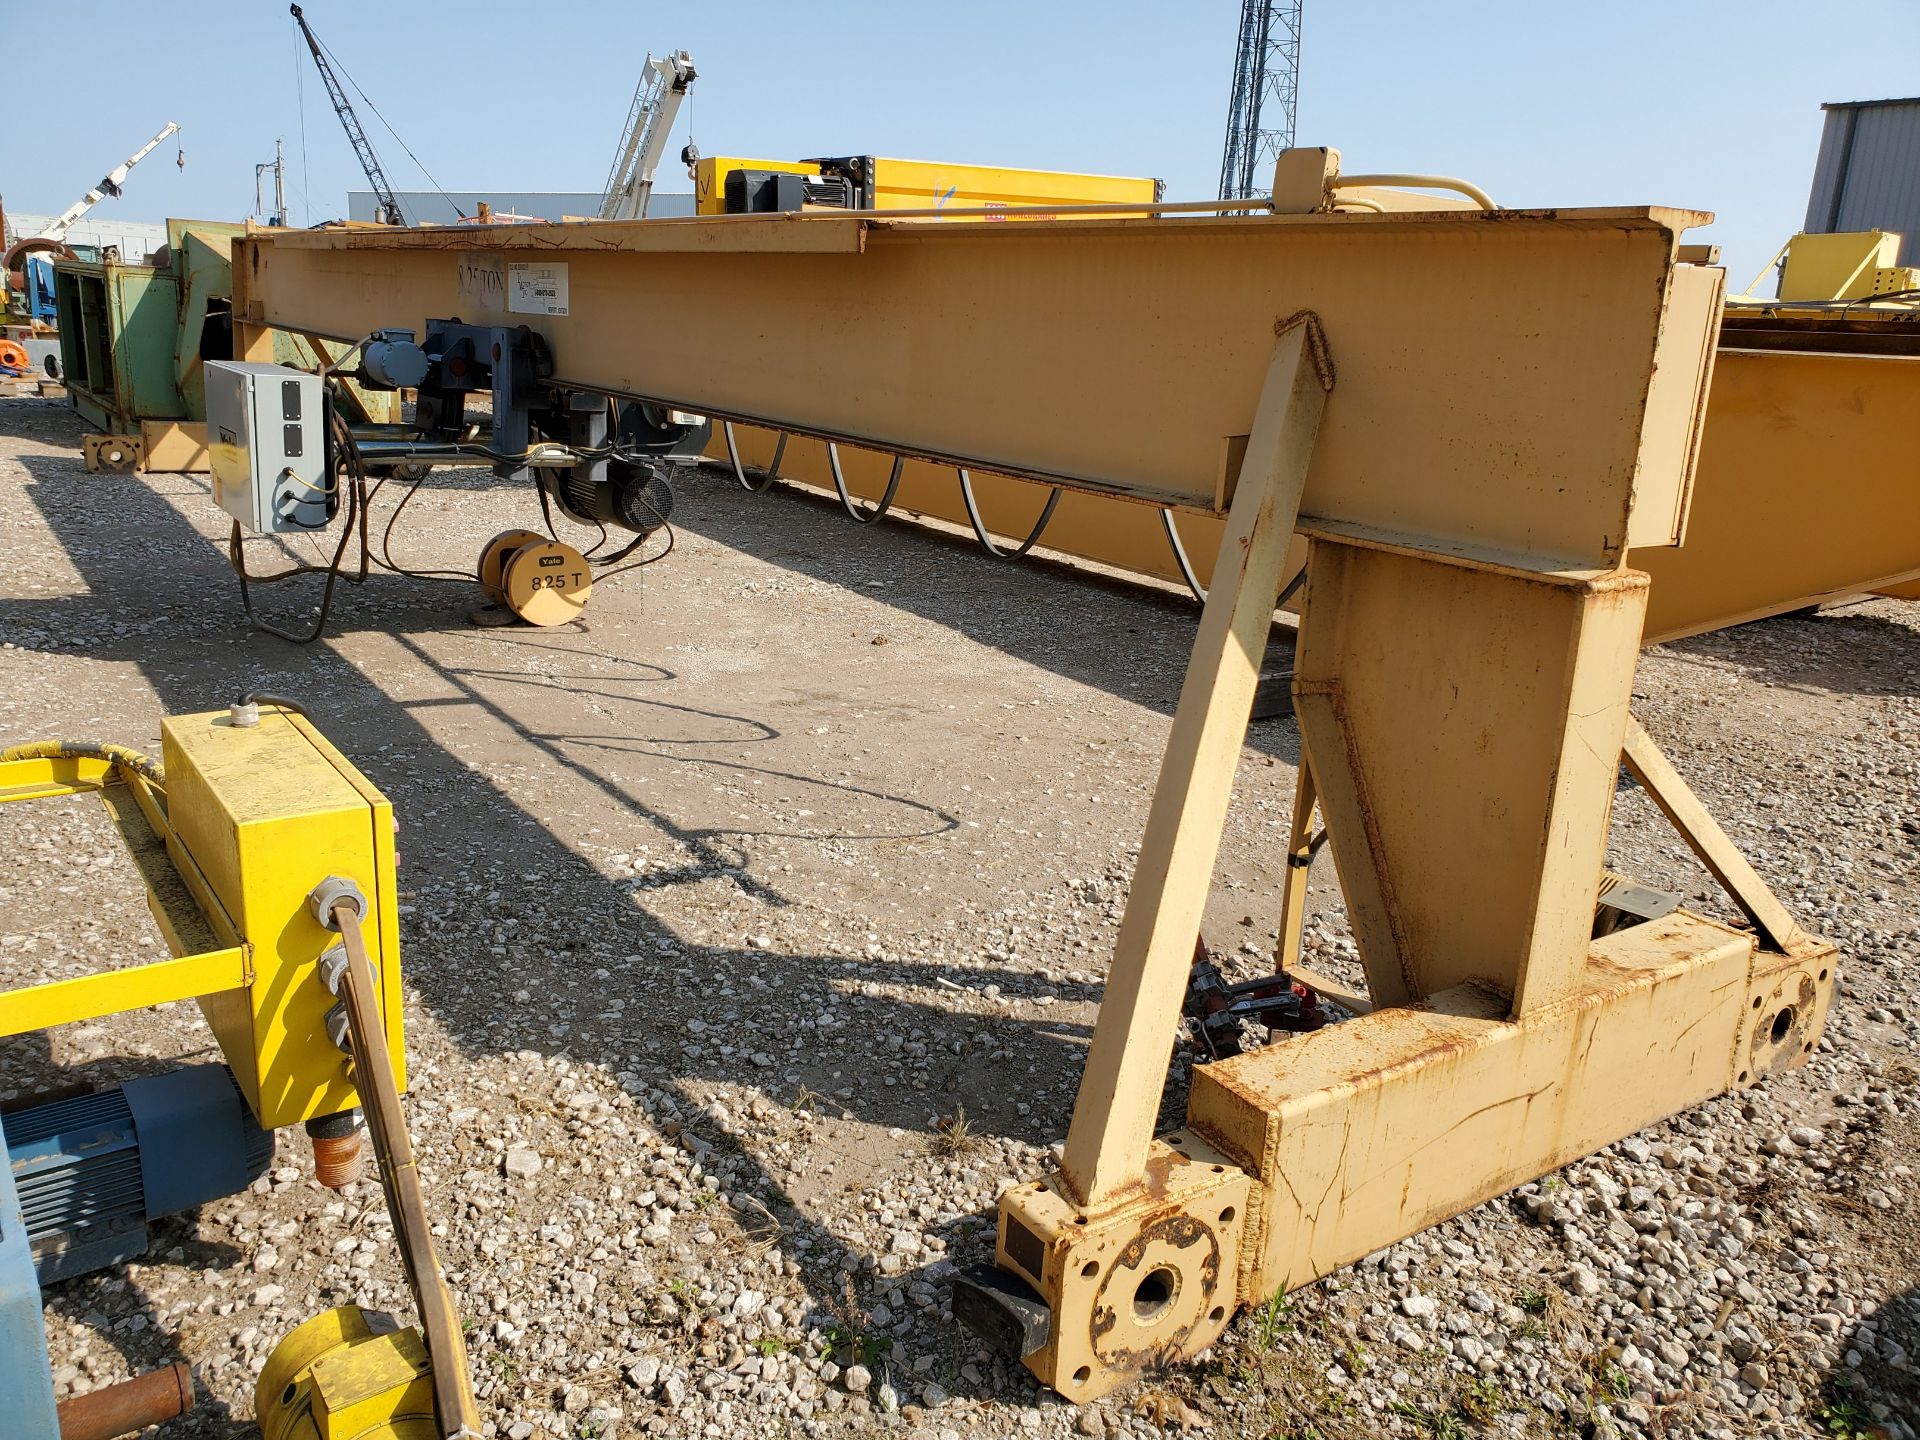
[0,396,1915,1440]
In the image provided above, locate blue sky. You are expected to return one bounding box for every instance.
[8,1,1916,285]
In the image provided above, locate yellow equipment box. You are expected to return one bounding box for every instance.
[0,710,405,1134]
[164,708,405,1130]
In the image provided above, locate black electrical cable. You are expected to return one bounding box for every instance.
[234,691,309,717]
[230,479,364,643]
[376,464,480,583]
[525,457,677,576]
[585,469,676,575]
[590,522,675,580]
[228,453,369,585]
[230,384,378,641]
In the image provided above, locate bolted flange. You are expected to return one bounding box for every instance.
[982,1134,1248,1400]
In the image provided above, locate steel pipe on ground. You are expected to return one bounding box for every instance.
[56,1361,194,1440]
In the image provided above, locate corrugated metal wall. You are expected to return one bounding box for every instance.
[1804,98,1920,265]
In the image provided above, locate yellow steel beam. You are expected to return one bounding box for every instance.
[0,947,249,1037]
[716,330,1920,640]
[237,186,1838,1408]
[0,754,116,801]
[1634,347,1920,642]
[1294,538,1649,1015]
[1187,911,1834,1302]
[234,204,1718,572]
[1621,716,1812,955]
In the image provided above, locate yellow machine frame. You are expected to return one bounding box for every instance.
[0,711,404,1128]
[2,711,480,1436]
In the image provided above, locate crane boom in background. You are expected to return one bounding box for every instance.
[1217,0,1303,199]
[290,3,404,225]
[35,121,181,243]
[599,51,697,221]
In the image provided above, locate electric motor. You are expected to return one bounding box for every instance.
[557,456,678,535]
[361,331,429,390]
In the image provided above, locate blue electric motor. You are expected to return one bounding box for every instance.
[2,1064,274,1285]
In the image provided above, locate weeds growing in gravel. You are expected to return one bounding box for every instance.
[1386,1399,1470,1438]
[821,1277,886,1367]
[1254,1293,1295,1351]
[929,1105,978,1158]
[1814,1388,1876,1438]
[1457,1375,1507,1423]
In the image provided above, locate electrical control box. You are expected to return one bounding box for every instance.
[163,707,406,1129]
[206,361,331,533]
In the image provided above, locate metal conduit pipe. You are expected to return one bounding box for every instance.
[1330,173,1498,211]
[810,196,1274,222]
[56,1361,195,1440]
[350,438,583,468]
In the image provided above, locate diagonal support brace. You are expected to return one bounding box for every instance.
[1059,315,1332,1208]
[1621,715,1812,955]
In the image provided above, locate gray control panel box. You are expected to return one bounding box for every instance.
[206,361,330,533]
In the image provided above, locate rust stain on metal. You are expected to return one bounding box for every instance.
[1087,1213,1222,1363]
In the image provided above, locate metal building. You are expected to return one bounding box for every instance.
[347,190,694,224]
[1804,97,1920,264]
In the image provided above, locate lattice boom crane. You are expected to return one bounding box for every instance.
[599,51,698,221]
[290,3,404,226]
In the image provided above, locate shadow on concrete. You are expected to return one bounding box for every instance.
[1662,605,1920,700]
[4,403,1212,1418]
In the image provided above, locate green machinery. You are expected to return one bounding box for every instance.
[52,220,395,474]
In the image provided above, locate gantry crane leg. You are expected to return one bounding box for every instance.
[988,486,1837,1403]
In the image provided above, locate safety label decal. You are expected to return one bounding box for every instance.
[507,262,569,317]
